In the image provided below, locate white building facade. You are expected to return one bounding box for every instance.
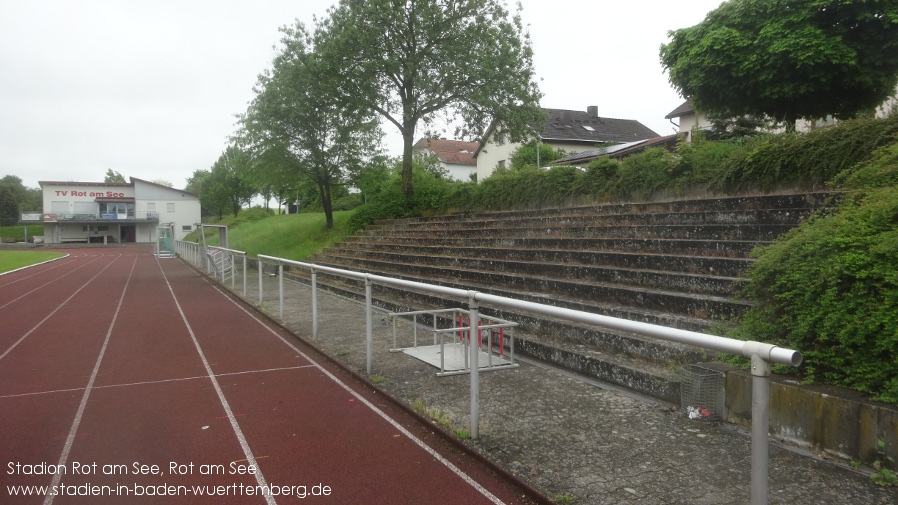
[39,177,200,244]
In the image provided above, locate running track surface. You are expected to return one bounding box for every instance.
[0,248,539,504]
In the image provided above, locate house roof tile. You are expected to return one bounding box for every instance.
[665,99,694,119]
[414,138,479,166]
[538,108,659,144]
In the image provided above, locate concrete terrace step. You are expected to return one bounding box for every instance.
[379,191,839,224]
[358,223,798,241]
[342,236,768,258]
[376,208,814,231]
[320,251,745,297]
[304,191,839,402]
[326,243,754,277]
[283,271,700,404]
[305,254,748,326]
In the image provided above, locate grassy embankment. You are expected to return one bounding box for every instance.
[0,225,43,242]
[187,209,356,261]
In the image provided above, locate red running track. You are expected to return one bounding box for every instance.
[1,248,540,504]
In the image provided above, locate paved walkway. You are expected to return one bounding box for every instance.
[244,266,897,505]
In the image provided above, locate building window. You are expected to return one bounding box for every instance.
[147,203,156,212]
[182,225,192,232]
[99,202,134,217]
[74,201,96,215]
[167,203,175,213]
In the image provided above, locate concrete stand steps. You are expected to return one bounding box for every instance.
[300,191,840,401]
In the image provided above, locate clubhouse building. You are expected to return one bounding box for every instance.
[38,177,200,245]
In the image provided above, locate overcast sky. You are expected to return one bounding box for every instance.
[1,0,725,191]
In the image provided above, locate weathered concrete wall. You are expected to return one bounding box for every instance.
[725,367,898,464]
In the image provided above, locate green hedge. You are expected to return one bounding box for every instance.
[711,114,898,192]
[735,188,898,402]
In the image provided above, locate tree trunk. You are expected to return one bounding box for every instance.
[401,128,415,202]
[319,181,334,229]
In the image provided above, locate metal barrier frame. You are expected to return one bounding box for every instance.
[175,248,801,505]
[176,241,248,297]
[387,308,518,376]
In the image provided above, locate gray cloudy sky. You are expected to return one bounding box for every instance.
[1,0,724,190]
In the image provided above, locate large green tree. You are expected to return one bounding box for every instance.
[0,186,19,221]
[315,0,544,198]
[241,23,382,228]
[204,145,257,219]
[660,0,898,129]
[185,169,213,217]
[0,175,41,212]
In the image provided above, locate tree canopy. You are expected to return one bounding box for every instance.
[240,23,382,228]
[660,0,898,129]
[0,186,19,221]
[510,142,566,170]
[315,0,544,198]
[0,175,41,213]
[104,169,126,183]
[201,145,257,219]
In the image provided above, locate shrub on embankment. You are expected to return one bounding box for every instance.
[343,114,898,403]
[734,186,898,403]
[733,122,898,404]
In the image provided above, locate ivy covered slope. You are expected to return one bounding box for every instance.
[735,119,898,404]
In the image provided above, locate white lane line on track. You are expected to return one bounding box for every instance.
[0,365,317,399]
[43,253,137,505]
[195,266,507,505]
[157,258,278,505]
[0,255,102,310]
[0,253,71,284]
[0,254,119,363]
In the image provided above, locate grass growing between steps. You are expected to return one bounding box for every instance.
[189,209,356,261]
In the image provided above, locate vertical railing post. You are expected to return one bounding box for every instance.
[278,263,284,319]
[231,254,236,290]
[365,275,373,375]
[468,292,480,439]
[242,255,247,297]
[310,268,318,339]
[258,258,264,304]
[750,352,772,505]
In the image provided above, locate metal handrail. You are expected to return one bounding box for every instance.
[256,253,799,505]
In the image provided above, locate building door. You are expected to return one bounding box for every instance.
[121,225,136,243]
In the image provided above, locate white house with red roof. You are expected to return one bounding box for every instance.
[413,138,479,181]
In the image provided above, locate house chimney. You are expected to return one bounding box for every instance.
[587,105,598,117]
[561,110,572,125]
